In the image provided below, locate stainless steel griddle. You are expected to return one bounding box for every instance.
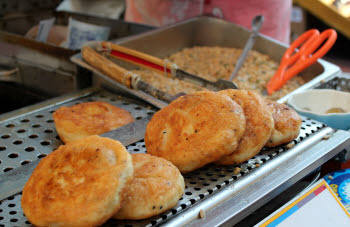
[0,74,350,226]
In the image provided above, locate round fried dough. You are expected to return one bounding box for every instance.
[145,91,246,173]
[216,90,274,165]
[114,154,185,220]
[53,101,134,143]
[265,99,302,147]
[21,135,133,227]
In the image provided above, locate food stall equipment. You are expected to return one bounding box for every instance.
[0,17,350,226]
[72,16,340,108]
[0,10,153,97]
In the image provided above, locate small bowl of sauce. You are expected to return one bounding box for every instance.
[287,89,350,130]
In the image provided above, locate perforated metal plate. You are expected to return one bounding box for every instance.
[0,87,326,226]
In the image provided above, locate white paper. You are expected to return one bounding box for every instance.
[256,180,350,227]
[278,186,350,227]
[66,17,110,50]
[36,18,55,42]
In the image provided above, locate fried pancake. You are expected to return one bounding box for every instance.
[21,135,133,227]
[216,90,274,165]
[145,91,246,173]
[114,154,184,220]
[53,101,134,143]
[265,99,302,147]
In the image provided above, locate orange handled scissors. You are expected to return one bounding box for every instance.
[266,29,337,95]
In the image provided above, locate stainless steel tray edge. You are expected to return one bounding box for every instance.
[167,129,350,227]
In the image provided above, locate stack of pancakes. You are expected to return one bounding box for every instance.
[146,90,301,172]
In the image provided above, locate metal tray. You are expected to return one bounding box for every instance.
[71,16,341,107]
[0,86,350,227]
[0,10,153,96]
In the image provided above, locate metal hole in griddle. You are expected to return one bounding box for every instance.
[0,146,6,151]
[9,211,16,215]
[4,168,13,172]
[29,134,38,139]
[185,192,192,196]
[1,134,10,139]
[49,110,55,114]
[40,141,50,146]
[8,204,15,207]
[10,218,18,222]
[44,129,53,133]
[25,221,31,224]
[6,124,15,128]
[20,119,29,123]
[13,140,22,145]
[35,115,43,118]
[16,129,26,133]
[46,119,54,123]
[136,116,142,120]
[0,217,3,220]
[25,147,35,152]
[38,154,47,159]
[21,160,31,166]
[8,153,18,158]
[32,124,41,128]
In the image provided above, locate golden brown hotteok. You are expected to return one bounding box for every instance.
[145,91,246,173]
[53,101,134,143]
[21,135,134,227]
[216,90,274,165]
[114,153,185,220]
[265,99,302,147]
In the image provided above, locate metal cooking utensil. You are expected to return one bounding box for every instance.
[82,46,175,103]
[101,42,238,91]
[0,116,151,201]
[229,15,264,81]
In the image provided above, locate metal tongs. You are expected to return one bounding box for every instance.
[82,42,238,103]
[100,42,239,90]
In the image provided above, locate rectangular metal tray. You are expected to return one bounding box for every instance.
[71,16,341,107]
[0,86,350,227]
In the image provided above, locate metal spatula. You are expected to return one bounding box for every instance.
[229,15,264,81]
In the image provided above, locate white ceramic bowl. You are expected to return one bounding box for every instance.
[287,89,350,130]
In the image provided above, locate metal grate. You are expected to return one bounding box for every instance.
[0,88,325,227]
